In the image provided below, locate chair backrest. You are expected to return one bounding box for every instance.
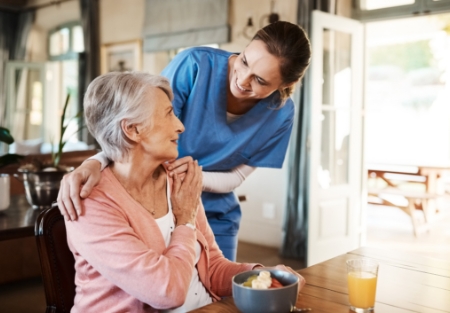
[35,203,75,313]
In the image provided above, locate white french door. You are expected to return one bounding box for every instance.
[307,10,365,266]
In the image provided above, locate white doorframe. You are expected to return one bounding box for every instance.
[308,10,365,266]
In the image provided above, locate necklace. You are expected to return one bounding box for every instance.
[112,165,164,217]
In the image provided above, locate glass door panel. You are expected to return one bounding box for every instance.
[322,30,352,109]
[320,109,351,188]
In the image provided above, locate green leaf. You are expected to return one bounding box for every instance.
[0,127,14,145]
[51,93,83,168]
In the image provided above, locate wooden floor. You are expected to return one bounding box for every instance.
[236,241,305,269]
[0,241,304,313]
[366,203,450,260]
[0,277,45,313]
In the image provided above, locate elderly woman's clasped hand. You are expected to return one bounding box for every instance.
[171,160,202,227]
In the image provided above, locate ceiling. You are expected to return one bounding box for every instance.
[0,0,29,11]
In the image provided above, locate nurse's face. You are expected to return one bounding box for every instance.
[138,88,184,162]
[229,40,285,101]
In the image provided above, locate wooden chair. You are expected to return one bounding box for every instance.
[35,203,75,313]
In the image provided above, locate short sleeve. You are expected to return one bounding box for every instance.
[247,103,295,169]
[161,49,199,117]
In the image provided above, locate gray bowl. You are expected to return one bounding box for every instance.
[232,269,299,313]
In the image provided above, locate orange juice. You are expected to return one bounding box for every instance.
[347,271,377,308]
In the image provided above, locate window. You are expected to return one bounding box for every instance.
[353,0,450,21]
[365,13,450,164]
[360,0,414,11]
[45,22,86,151]
[48,22,84,60]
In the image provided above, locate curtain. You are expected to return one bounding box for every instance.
[0,11,16,128]
[281,0,330,260]
[12,11,35,142]
[143,0,229,52]
[79,0,100,145]
[0,9,34,153]
[0,10,34,125]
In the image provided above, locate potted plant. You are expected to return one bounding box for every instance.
[0,127,24,210]
[15,94,83,209]
[0,127,24,168]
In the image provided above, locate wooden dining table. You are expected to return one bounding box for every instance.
[189,247,450,313]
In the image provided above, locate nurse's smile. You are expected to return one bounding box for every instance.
[235,78,250,93]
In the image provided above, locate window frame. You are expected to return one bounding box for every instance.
[353,0,450,21]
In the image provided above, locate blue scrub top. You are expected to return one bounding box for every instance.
[161,47,295,236]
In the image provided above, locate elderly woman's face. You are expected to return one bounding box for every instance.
[138,87,184,162]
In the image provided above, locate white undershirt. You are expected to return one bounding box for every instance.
[156,179,212,312]
[202,164,256,193]
[226,111,242,124]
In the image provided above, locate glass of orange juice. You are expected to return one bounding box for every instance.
[346,258,379,312]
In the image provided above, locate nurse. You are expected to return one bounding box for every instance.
[57,21,311,261]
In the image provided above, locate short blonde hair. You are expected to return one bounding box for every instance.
[84,72,173,162]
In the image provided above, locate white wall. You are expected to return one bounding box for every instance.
[100,0,145,44]
[30,0,80,31]
[222,0,298,52]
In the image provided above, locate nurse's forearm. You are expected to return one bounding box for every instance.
[202,164,256,193]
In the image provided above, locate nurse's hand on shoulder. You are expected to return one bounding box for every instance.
[166,156,194,181]
[57,159,102,221]
[171,160,203,226]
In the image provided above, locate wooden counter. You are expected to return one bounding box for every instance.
[0,195,42,284]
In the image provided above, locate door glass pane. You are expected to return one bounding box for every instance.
[319,109,351,188]
[322,29,352,108]
[361,0,414,10]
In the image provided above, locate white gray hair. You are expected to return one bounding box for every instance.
[83,71,173,162]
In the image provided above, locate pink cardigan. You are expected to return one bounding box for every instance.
[65,168,258,313]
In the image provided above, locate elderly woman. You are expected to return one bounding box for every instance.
[65,72,305,313]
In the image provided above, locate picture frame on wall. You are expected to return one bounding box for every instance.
[101,40,142,74]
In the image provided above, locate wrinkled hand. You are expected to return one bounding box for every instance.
[170,160,202,226]
[166,156,194,181]
[57,159,102,221]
